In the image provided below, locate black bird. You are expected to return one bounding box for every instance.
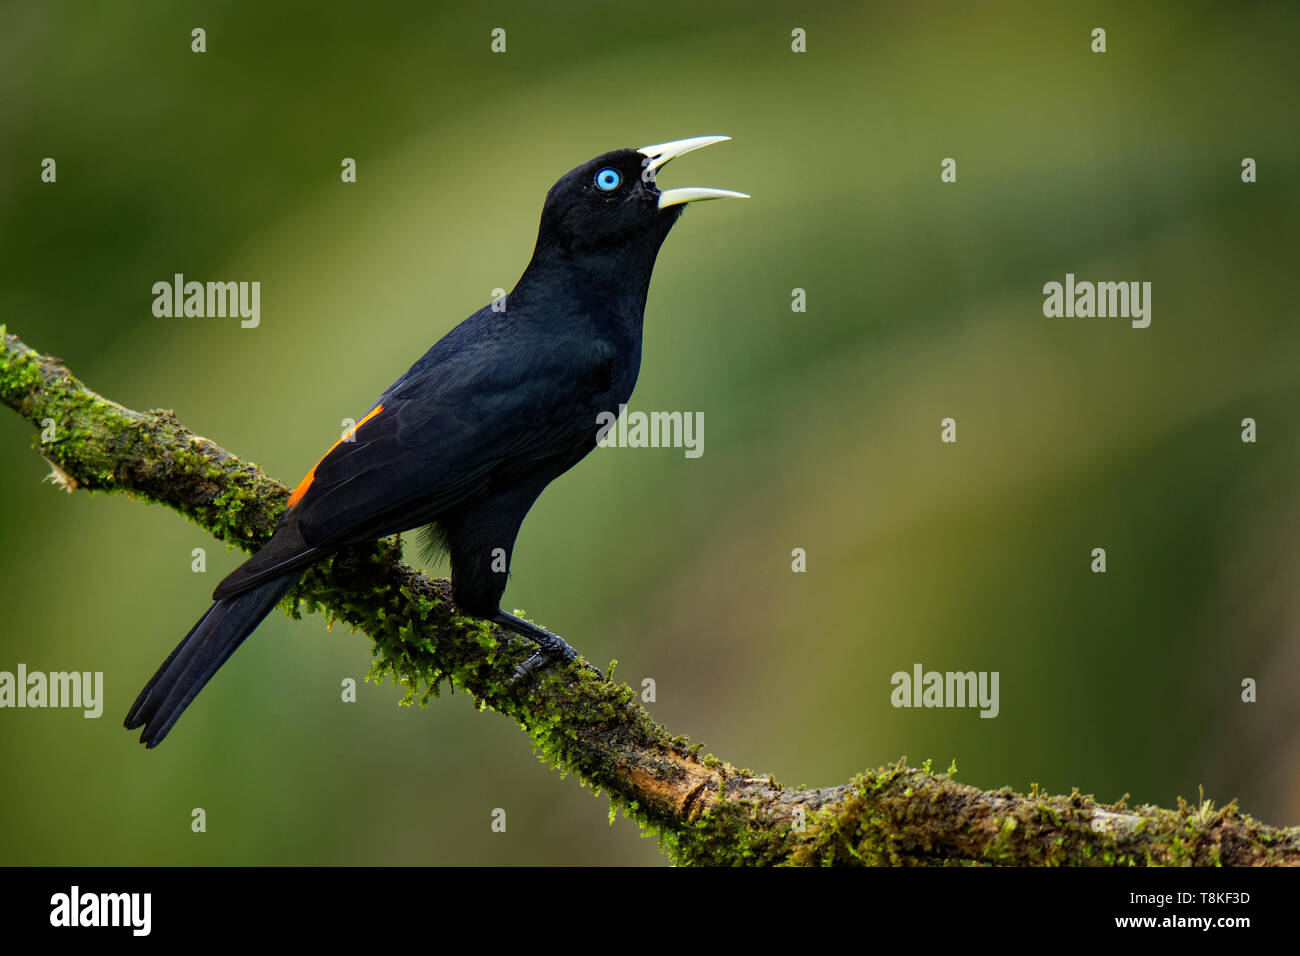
[125,136,746,747]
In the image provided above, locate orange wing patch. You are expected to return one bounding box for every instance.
[287,404,385,508]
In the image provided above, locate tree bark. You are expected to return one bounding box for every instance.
[3,325,1297,866]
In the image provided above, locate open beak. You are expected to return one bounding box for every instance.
[637,135,750,209]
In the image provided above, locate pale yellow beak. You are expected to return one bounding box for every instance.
[637,135,750,209]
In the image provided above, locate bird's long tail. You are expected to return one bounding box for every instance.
[124,571,299,748]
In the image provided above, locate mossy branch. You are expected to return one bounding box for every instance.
[4,325,1297,866]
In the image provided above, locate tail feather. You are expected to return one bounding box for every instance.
[125,571,299,748]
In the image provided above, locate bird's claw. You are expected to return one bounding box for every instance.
[493,611,602,686]
[509,651,550,687]
[508,647,603,688]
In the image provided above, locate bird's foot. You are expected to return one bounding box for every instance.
[491,610,602,686]
[510,650,559,686]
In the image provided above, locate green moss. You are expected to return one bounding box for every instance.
[667,797,794,867]
[0,329,45,403]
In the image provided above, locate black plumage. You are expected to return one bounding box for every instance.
[126,137,744,747]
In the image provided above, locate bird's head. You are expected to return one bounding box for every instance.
[533,135,747,257]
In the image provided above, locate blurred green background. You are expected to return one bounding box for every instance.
[2,0,1298,864]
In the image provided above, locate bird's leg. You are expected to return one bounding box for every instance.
[491,610,601,684]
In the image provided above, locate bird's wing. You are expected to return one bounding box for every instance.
[212,328,612,598]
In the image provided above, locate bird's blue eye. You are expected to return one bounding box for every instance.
[595,168,621,191]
